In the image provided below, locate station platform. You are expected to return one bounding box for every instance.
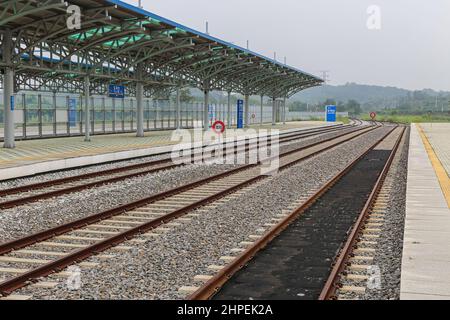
[0,121,332,181]
[401,123,450,300]
[420,123,450,176]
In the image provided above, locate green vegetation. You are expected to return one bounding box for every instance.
[290,83,450,124]
[337,116,350,124]
[294,83,450,112]
[360,113,450,124]
[170,88,194,104]
[289,99,361,116]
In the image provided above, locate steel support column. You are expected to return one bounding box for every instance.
[84,76,91,142]
[260,95,264,125]
[203,89,209,131]
[272,97,276,126]
[283,97,287,124]
[3,29,15,148]
[136,64,144,137]
[53,92,57,135]
[136,82,144,136]
[227,91,232,129]
[176,87,181,130]
[244,94,250,128]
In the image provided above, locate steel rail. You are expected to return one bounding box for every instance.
[0,125,354,209]
[0,126,379,296]
[318,126,406,300]
[0,124,346,195]
[187,126,398,300]
[0,125,376,256]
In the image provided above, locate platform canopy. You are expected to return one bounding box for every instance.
[0,0,323,98]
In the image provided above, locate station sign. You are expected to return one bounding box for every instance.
[68,98,77,127]
[212,120,226,134]
[108,84,125,99]
[237,99,244,129]
[326,105,337,122]
[10,96,14,111]
[208,105,214,121]
[370,112,377,120]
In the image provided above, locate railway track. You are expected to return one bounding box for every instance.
[350,119,363,126]
[319,126,408,300]
[0,124,354,210]
[186,125,404,300]
[0,124,381,298]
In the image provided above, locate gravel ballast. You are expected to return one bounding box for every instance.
[0,164,239,243]
[364,127,410,300]
[0,126,358,243]
[11,127,396,300]
[0,126,350,190]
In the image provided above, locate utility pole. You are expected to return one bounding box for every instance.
[205,21,209,35]
[320,70,330,84]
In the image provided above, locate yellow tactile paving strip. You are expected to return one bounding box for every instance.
[0,122,328,169]
[417,124,450,208]
[421,123,450,176]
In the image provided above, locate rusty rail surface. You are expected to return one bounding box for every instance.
[0,124,346,194]
[318,126,406,300]
[0,124,352,209]
[0,125,377,296]
[188,126,397,300]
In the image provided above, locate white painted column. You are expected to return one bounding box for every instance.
[136,64,144,137]
[176,87,181,129]
[3,29,15,149]
[244,94,250,128]
[260,95,264,125]
[283,97,287,124]
[272,97,276,126]
[84,75,91,142]
[227,91,232,129]
[203,89,209,131]
[136,81,144,137]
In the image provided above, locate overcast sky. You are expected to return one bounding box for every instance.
[123,0,449,91]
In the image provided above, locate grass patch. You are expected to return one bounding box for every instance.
[337,116,350,124]
[359,114,450,124]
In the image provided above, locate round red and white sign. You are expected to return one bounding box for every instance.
[370,112,377,120]
[212,120,226,134]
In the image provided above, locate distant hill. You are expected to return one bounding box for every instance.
[293,83,450,104]
[292,83,450,111]
[187,83,449,112]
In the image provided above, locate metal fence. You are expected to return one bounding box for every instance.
[286,111,349,121]
[0,92,348,140]
[0,93,203,140]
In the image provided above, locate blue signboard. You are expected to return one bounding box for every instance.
[326,105,337,122]
[108,84,125,99]
[208,105,214,121]
[237,99,244,129]
[10,96,14,111]
[68,98,77,127]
